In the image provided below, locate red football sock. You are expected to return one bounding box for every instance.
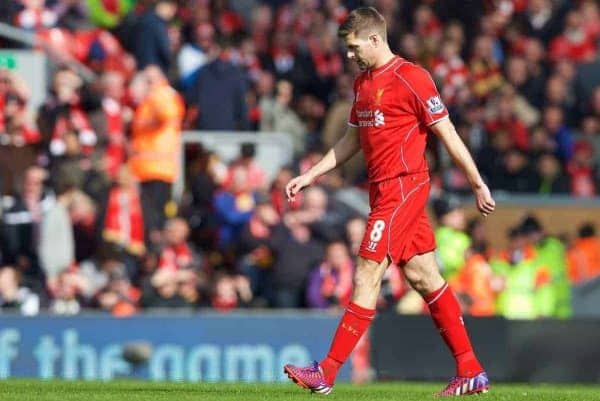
[320,302,375,385]
[425,283,484,378]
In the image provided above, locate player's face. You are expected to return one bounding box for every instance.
[343,32,374,71]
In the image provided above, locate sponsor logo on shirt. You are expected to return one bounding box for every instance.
[374,109,385,127]
[356,109,385,128]
[426,96,445,114]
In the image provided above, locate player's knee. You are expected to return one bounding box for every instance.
[403,265,428,293]
[353,268,381,292]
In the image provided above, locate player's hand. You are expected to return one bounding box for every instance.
[285,174,314,202]
[474,184,495,217]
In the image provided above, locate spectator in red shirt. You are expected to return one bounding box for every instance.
[248,3,273,54]
[414,4,442,41]
[432,40,469,107]
[213,0,245,38]
[15,0,57,31]
[549,10,597,63]
[158,218,195,272]
[100,71,129,179]
[0,69,39,146]
[567,141,597,197]
[485,87,530,151]
[2,92,40,145]
[80,29,136,78]
[324,0,348,25]
[269,165,301,216]
[38,68,97,160]
[102,166,145,271]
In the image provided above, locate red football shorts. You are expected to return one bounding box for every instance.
[358,171,436,265]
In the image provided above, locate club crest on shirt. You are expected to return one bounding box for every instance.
[375,88,385,105]
[426,96,445,114]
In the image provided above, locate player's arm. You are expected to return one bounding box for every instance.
[286,126,360,201]
[429,118,496,217]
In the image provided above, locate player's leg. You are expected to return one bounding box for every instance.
[403,251,482,374]
[284,176,399,394]
[284,256,389,394]
[402,251,489,396]
[319,256,390,382]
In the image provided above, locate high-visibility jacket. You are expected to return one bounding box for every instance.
[567,237,600,284]
[449,253,496,316]
[535,237,571,318]
[129,82,184,184]
[435,226,471,280]
[491,246,555,319]
[87,0,134,28]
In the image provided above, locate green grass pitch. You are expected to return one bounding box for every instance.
[1,380,599,401]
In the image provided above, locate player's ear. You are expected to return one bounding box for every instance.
[368,33,381,47]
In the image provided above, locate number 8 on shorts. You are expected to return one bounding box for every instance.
[367,219,386,251]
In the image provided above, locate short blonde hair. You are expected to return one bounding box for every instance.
[338,7,387,42]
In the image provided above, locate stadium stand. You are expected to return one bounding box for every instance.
[0,0,598,326]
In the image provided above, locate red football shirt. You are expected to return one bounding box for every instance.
[349,56,449,183]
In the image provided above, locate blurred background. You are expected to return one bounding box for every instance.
[0,0,599,385]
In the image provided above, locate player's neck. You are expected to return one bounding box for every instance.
[372,50,397,70]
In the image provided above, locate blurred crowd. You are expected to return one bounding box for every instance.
[0,0,599,318]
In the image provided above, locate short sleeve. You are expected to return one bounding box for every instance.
[399,65,449,126]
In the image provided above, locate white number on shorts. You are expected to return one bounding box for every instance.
[369,219,386,242]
